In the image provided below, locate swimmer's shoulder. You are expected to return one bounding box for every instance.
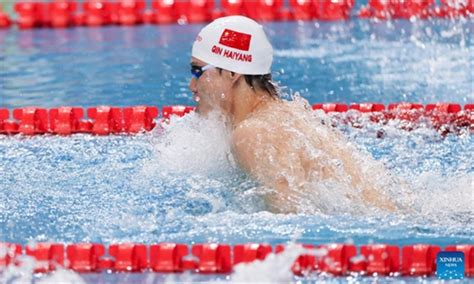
[233,117,269,142]
[232,114,278,148]
[233,99,301,145]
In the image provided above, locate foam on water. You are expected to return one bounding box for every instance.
[142,111,235,176]
[344,122,474,237]
[230,243,305,282]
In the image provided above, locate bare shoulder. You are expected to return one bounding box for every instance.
[232,117,271,151]
[233,102,288,142]
[231,116,280,171]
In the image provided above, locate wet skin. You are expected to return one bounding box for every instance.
[189,57,396,213]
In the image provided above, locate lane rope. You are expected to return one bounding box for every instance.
[1,242,473,276]
[0,103,472,136]
[1,0,473,30]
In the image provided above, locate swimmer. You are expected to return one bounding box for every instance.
[189,16,396,213]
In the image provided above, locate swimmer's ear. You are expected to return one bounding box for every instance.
[228,71,242,85]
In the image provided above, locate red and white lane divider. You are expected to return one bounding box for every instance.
[359,0,474,19]
[1,242,473,276]
[1,0,473,30]
[313,102,473,135]
[0,105,161,135]
[0,103,472,136]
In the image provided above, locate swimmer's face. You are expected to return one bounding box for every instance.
[189,57,237,115]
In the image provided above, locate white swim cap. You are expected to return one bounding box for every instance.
[192,16,273,75]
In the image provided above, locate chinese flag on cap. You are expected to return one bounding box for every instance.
[219,29,252,51]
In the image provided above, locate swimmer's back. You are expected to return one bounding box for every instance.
[232,98,397,213]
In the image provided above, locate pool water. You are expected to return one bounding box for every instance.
[0,19,473,282]
[1,20,472,108]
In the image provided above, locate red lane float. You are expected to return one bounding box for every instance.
[424,103,471,135]
[124,106,158,133]
[221,0,244,17]
[233,243,272,265]
[117,0,145,26]
[348,103,386,125]
[434,0,473,18]
[0,103,471,136]
[161,105,195,119]
[360,244,400,275]
[0,106,159,135]
[359,0,431,19]
[192,244,232,273]
[87,106,124,135]
[290,244,318,275]
[350,102,385,112]
[317,0,355,21]
[289,0,315,21]
[0,243,22,267]
[317,243,357,275]
[241,0,354,21]
[384,103,425,130]
[314,102,473,134]
[83,0,114,26]
[108,243,148,272]
[49,107,85,135]
[66,243,110,272]
[4,0,473,29]
[13,107,48,135]
[0,109,9,133]
[358,0,474,19]
[312,103,349,112]
[243,0,284,22]
[49,0,77,28]
[388,102,424,111]
[187,0,214,23]
[150,243,189,272]
[151,0,177,24]
[402,244,440,276]
[0,4,11,28]
[275,243,357,275]
[174,0,191,23]
[25,243,65,273]
[2,243,473,277]
[14,2,41,29]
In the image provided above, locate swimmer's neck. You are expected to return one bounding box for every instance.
[227,81,276,127]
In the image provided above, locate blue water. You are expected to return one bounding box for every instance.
[0,19,473,282]
[1,20,473,108]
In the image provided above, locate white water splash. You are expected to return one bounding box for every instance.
[142,111,235,176]
[231,247,301,282]
[37,268,86,284]
[409,172,474,232]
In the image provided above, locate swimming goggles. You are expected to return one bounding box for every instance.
[191,64,214,79]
